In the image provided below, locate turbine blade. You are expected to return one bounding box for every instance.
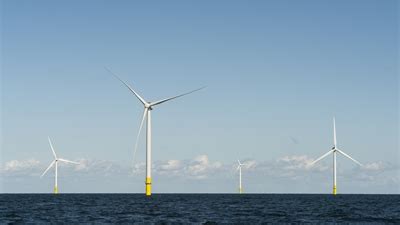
[237,160,241,165]
[41,160,55,177]
[133,108,148,166]
[48,137,57,159]
[58,158,79,165]
[150,86,206,107]
[105,67,147,105]
[333,117,337,147]
[310,150,334,165]
[336,149,362,166]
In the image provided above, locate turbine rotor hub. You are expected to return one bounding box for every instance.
[144,103,152,110]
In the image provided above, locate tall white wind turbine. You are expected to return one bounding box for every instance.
[106,68,204,196]
[309,118,362,195]
[41,137,79,194]
[237,160,245,194]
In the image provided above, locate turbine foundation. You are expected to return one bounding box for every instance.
[145,177,152,196]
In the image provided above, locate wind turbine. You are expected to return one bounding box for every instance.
[237,160,245,194]
[106,68,204,196]
[41,137,79,194]
[309,118,362,195]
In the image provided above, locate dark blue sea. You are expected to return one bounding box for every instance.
[1,194,399,224]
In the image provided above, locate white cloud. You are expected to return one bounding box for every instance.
[0,159,43,177]
[73,159,124,175]
[239,155,329,180]
[153,159,184,177]
[150,155,224,179]
[159,160,182,171]
[3,159,41,172]
[240,160,257,170]
[1,155,398,186]
[0,158,127,177]
[186,155,223,179]
[277,155,314,170]
[361,161,395,172]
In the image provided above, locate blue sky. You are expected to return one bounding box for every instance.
[1,0,399,193]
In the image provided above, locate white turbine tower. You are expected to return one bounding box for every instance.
[41,137,79,194]
[106,68,204,196]
[237,160,245,194]
[309,118,362,195]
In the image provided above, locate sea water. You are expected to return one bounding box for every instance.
[1,194,399,224]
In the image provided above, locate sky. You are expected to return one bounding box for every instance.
[1,0,399,194]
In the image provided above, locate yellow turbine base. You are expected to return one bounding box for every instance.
[333,185,337,195]
[54,186,58,194]
[239,188,243,194]
[145,177,152,196]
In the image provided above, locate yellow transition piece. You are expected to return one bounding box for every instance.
[145,177,152,196]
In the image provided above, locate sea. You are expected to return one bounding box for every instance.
[1,194,399,224]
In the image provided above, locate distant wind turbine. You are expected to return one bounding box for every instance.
[309,118,362,195]
[41,137,79,194]
[106,67,204,196]
[237,160,245,194]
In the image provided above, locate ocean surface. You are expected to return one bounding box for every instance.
[1,194,399,224]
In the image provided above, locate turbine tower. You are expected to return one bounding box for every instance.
[237,160,245,194]
[41,137,79,194]
[309,118,362,195]
[107,68,204,196]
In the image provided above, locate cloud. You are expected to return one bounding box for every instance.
[150,155,225,179]
[186,155,223,179]
[241,160,257,170]
[0,158,127,178]
[1,155,398,186]
[277,155,315,170]
[240,155,329,180]
[73,159,126,176]
[0,159,42,177]
[152,159,184,177]
[360,161,396,172]
[3,159,41,172]
[159,160,182,171]
[345,161,399,184]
